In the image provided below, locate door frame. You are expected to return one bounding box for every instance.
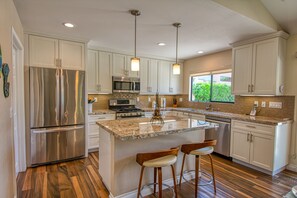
[11,27,26,174]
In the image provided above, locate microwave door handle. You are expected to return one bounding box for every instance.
[131,82,134,91]
[133,82,136,92]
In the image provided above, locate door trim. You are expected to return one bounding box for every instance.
[12,27,26,174]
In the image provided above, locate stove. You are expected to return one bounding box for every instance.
[109,99,144,119]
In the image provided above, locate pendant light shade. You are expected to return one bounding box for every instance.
[173,23,181,75]
[130,10,141,71]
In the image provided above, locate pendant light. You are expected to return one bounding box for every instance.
[172,23,181,75]
[130,10,141,71]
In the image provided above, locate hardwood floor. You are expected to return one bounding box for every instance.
[17,152,297,198]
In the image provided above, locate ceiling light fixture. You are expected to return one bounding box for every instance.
[172,23,181,75]
[198,50,204,54]
[130,9,141,72]
[158,42,166,46]
[63,22,75,28]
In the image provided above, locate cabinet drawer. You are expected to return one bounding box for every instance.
[88,114,115,122]
[89,123,99,136]
[232,120,275,136]
[88,134,99,149]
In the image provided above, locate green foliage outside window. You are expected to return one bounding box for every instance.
[192,82,234,102]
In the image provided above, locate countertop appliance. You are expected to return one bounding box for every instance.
[205,115,231,157]
[112,76,140,93]
[109,99,144,119]
[29,67,85,166]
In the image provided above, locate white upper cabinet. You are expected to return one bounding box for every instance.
[59,40,85,70]
[28,34,85,70]
[158,60,171,94]
[29,35,59,68]
[112,53,127,77]
[87,50,98,93]
[87,50,112,94]
[140,58,158,94]
[232,31,288,95]
[149,59,158,94]
[98,51,112,93]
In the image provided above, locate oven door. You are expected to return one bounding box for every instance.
[113,80,133,93]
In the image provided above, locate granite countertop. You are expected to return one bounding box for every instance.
[141,107,291,126]
[97,116,216,141]
[88,109,115,115]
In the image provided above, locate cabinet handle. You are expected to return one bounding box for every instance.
[246,125,256,129]
[251,84,254,92]
[248,85,251,93]
[250,134,253,142]
[56,59,62,67]
[247,133,250,142]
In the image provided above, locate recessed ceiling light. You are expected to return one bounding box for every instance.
[63,22,75,28]
[158,43,166,46]
[197,51,204,54]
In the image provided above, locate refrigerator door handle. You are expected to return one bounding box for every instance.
[60,69,65,124]
[32,125,84,134]
[56,69,60,124]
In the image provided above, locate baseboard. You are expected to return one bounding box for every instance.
[108,171,195,198]
[286,163,297,172]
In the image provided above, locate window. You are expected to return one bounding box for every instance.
[190,71,234,103]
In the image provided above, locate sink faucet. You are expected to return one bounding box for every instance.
[206,103,212,111]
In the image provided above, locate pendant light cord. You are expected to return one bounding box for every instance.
[134,13,137,58]
[176,25,178,64]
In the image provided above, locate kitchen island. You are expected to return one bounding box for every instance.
[97,116,216,198]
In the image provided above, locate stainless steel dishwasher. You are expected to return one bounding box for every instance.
[205,115,231,157]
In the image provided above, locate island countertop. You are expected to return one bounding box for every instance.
[97,116,216,141]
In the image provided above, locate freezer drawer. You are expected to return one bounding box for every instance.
[30,125,85,165]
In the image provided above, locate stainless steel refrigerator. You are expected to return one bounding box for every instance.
[29,67,85,166]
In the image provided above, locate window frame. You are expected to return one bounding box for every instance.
[189,69,234,104]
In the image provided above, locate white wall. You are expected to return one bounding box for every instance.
[284,34,297,167]
[183,50,232,93]
[0,0,24,197]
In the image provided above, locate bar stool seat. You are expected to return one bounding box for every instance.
[179,140,217,197]
[136,148,179,198]
[143,155,177,167]
[190,146,214,156]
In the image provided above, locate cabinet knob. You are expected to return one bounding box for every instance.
[251,84,254,92]
[247,133,250,142]
[248,85,251,93]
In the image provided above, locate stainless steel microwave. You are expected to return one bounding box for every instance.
[112,76,140,93]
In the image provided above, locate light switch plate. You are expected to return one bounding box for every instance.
[148,97,151,102]
[94,97,97,102]
[254,101,258,107]
[179,98,183,102]
[136,97,140,102]
[261,101,266,108]
[269,102,282,109]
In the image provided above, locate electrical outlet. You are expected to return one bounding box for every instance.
[269,102,282,109]
[148,97,151,102]
[261,101,266,108]
[179,98,183,102]
[254,101,258,107]
[136,97,140,102]
[94,97,97,102]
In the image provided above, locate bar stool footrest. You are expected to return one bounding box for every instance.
[140,182,175,198]
[181,170,213,186]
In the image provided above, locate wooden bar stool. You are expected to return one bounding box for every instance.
[179,140,217,197]
[136,147,179,198]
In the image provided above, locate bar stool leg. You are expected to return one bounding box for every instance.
[179,153,186,186]
[208,154,216,194]
[195,155,200,197]
[137,166,145,198]
[154,167,157,194]
[171,165,178,198]
[158,167,163,197]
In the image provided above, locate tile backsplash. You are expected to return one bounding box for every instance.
[88,93,295,119]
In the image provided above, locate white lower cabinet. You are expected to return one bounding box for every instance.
[231,120,291,175]
[88,114,115,150]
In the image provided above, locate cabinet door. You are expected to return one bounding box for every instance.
[249,133,274,170]
[29,35,59,68]
[140,58,149,94]
[59,40,85,70]
[126,55,139,77]
[112,53,126,76]
[87,50,99,93]
[158,60,171,94]
[98,51,112,93]
[232,44,253,94]
[170,62,183,94]
[231,129,250,163]
[149,59,159,94]
[252,39,278,95]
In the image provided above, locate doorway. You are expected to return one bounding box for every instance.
[11,27,26,176]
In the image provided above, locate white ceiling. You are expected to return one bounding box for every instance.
[261,0,297,35]
[14,0,282,60]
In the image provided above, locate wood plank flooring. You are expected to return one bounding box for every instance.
[17,152,297,198]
